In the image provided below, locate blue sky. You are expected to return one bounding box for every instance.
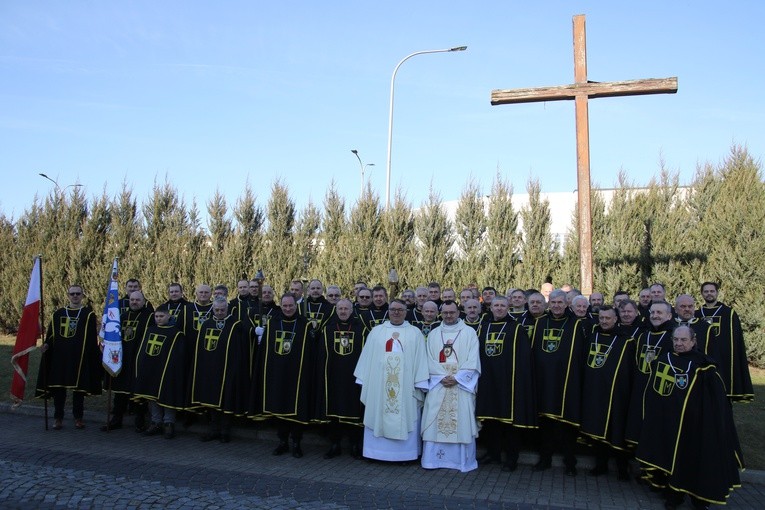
[2,1,763,224]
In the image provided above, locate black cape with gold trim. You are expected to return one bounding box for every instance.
[35,306,102,398]
[189,316,253,415]
[635,349,743,505]
[625,320,675,443]
[301,296,335,333]
[530,311,587,426]
[132,323,186,409]
[111,307,153,394]
[251,314,313,423]
[475,316,537,427]
[580,327,634,449]
[315,314,368,424]
[696,302,754,402]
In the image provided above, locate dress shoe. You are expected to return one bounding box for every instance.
[291,442,304,458]
[163,423,175,439]
[350,443,363,459]
[532,459,552,472]
[220,434,231,443]
[272,441,289,455]
[134,414,146,433]
[589,465,608,476]
[617,468,630,481]
[200,432,221,442]
[323,443,342,459]
[144,423,162,436]
[565,466,578,477]
[478,451,501,464]
[53,419,63,430]
[74,419,85,430]
[100,419,123,432]
[502,459,518,472]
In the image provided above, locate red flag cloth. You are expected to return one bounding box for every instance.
[10,258,42,405]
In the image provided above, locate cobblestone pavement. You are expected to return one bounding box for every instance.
[0,405,762,509]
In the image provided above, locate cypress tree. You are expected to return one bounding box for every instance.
[516,178,558,290]
[453,180,486,289]
[483,173,520,289]
[412,187,453,285]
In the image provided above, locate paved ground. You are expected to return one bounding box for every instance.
[0,403,762,509]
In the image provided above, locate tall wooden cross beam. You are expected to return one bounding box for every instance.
[491,14,677,296]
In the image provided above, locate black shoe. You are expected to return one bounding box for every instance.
[100,418,123,432]
[478,451,501,464]
[144,423,162,436]
[565,466,578,477]
[350,443,363,459]
[617,468,630,481]
[273,441,289,455]
[292,442,303,458]
[200,432,221,442]
[323,443,342,459]
[502,459,518,472]
[220,434,231,443]
[589,465,608,476]
[164,423,175,439]
[134,414,146,433]
[532,459,552,472]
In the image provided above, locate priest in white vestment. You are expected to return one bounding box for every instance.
[354,299,429,461]
[420,300,481,472]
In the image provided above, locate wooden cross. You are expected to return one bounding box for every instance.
[491,14,677,295]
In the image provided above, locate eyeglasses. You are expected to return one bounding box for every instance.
[358,295,371,299]
[69,292,82,296]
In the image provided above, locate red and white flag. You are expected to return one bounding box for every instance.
[10,257,42,406]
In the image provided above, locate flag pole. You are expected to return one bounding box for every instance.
[104,260,114,432]
[38,255,48,431]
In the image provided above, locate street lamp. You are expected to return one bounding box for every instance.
[39,173,83,195]
[385,45,467,210]
[351,149,375,197]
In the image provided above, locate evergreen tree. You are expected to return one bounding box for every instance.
[483,173,520,289]
[262,181,297,294]
[295,200,321,282]
[314,183,347,289]
[412,187,452,285]
[380,189,416,292]
[346,186,382,286]
[516,178,558,290]
[231,184,264,279]
[453,180,486,288]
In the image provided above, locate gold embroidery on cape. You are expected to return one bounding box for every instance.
[436,363,458,437]
[384,354,401,414]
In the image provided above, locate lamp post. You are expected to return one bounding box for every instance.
[385,45,467,210]
[39,173,83,196]
[351,149,375,197]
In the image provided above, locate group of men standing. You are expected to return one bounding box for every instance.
[35,277,751,509]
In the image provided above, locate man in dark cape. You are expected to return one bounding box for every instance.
[35,285,102,430]
[161,282,190,334]
[518,292,547,339]
[365,285,390,328]
[229,279,253,323]
[405,286,428,323]
[696,281,754,402]
[580,306,634,480]
[103,290,153,432]
[132,304,186,439]
[301,279,335,335]
[475,295,536,472]
[315,298,368,459]
[461,298,483,332]
[119,278,154,315]
[189,297,253,442]
[636,325,743,509]
[411,301,441,342]
[616,299,646,340]
[626,300,676,444]
[252,293,313,457]
[530,289,587,475]
[185,284,214,336]
[248,284,280,329]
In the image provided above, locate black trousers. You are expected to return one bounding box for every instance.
[51,388,85,420]
[538,417,577,468]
